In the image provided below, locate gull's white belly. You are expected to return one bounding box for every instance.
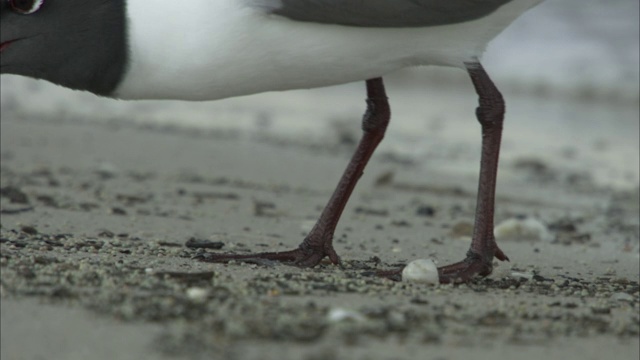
[114,0,540,101]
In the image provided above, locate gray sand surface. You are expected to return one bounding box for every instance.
[1,1,639,359]
[1,86,638,359]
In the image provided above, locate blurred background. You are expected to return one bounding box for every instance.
[2,0,639,189]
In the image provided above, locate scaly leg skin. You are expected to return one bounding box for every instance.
[435,61,509,283]
[197,78,390,267]
[377,61,509,283]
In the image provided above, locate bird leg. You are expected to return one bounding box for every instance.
[435,61,509,283]
[197,78,390,267]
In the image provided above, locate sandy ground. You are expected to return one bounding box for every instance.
[1,77,639,360]
[1,1,639,359]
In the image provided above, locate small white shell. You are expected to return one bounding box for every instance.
[327,308,365,323]
[511,271,534,280]
[494,217,552,241]
[186,287,210,302]
[402,259,439,284]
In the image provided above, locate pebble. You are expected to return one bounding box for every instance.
[494,217,552,241]
[610,292,635,303]
[402,259,439,284]
[186,287,210,303]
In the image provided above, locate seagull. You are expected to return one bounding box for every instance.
[1,0,544,283]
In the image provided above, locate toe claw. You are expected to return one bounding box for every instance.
[197,242,340,269]
[495,246,509,262]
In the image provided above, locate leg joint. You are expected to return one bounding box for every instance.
[362,97,390,133]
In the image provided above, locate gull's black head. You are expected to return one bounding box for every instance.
[0,0,127,96]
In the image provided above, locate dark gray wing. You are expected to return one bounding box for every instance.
[247,0,513,28]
